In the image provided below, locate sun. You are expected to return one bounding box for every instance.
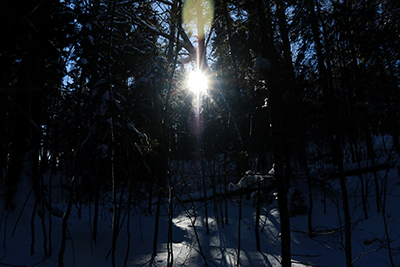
[188,70,208,95]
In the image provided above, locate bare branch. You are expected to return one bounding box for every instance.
[155,0,174,6]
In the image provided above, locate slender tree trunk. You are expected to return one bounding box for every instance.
[148,178,153,216]
[93,173,100,244]
[275,159,291,267]
[211,164,219,225]
[380,169,395,267]
[380,44,400,158]
[106,0,118,265]
[152,0,182,257]
[31,200,37,256]
[202,158,210,235]
[58,179,74,267]
[152,188,162,257]
[218,156,225,228]
[124,176,133,267]
[364,120,380,213]
[167,0,178,62]
[355,154,368,220]
[306,170,314,235]
[237,191,242,267]
[372,169,381,213]
[224,152,229,225]
[40,192,48,258]
[167,187,174,267]
[116,185,125,232]
[187,201,208,266]
[256,0,291,265]
[48,165,53,257]
[5,92,29,209]
[338,159,353,267]
[307,1,352,264]
[0,90,7,182]
[255,180,261,251]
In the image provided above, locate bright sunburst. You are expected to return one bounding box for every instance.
[188,70,208,95]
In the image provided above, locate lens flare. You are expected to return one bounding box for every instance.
[188,70,208,95]
[182,0,214,39]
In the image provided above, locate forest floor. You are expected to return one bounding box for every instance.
[1,164,400,267]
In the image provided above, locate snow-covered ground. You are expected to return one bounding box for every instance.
[1,141,400,266]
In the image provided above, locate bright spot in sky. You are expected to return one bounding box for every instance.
[188,70,208,95]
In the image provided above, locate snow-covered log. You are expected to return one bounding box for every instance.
[228,170,263,192]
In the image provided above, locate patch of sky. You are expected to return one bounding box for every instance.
[127,77,135,87]
[61,46,76,87]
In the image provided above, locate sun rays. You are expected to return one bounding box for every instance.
[188,70,208,95]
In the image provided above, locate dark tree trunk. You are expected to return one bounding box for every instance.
[338,157,353,267]
[0,90,7,182]
[224,152,229,225]
[93,174,100,244]
[255,180,261,251]
[5,91,29,209]
[31,200,37,256]
[256,0,291,265]
[306,169,314,235]
[167,187,174,267]
[152,188,162,257]
[237,191,242,267]
[307,1,352,264]
[202,158,210,235]
[58,182,74,267]
[167,0,178,62]
[124,176,133,267]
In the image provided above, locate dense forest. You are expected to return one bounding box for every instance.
[1,0,399,266]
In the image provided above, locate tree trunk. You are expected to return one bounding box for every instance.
[5,91,29,209]
[40,184,48,258]
[255,180,261,251]
[31,200,37,256]
[275,159,291,267]
[167,0,178,62]
[167,187,174,267]
[93,174,100,244]
[48,171,53,257]
[0,89,7,182]
[338,159,353,267]
[307,1,352,263]
[152,188,162,257]
[58,180,74,267]
[124,176,133,267]
[306,170,314,235]
[106,1,118,266]
[380,169,395,266]
[224,152,229,225]
[256,0,291,265]
[237,191,242,267]
[202,157,210,235]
